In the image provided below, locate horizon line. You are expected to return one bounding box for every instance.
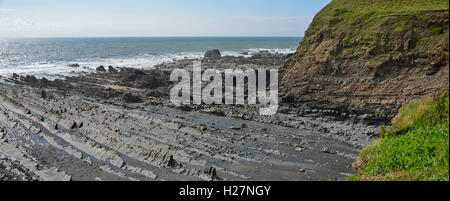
[0,35,304,39]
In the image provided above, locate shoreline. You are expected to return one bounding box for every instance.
[0,49,295,80]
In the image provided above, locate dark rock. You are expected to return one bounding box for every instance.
[204,49,222,59]
[40,90,47,99]
[240,123,247,129]
[146,89,167,98]
[119,69,169,90]
[166,155,179,168]
[68,64,80,68]
[123,92,142,103]
[286,53,295,58]
[71,122,78,129]
[108,66,118,73]
[39,78,49,87]
[426,71,438,76]
[120,69,147,82]
[96,65,106,72]
[21,75,38,83]
[203,166,218,180]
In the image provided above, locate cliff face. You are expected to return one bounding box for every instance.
[280,0,449,123]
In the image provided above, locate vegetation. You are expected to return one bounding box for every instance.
[432,25,449,35]
[301,0,449,59]
[350,93,449,181]
[310,0,449,30]
[322,0,448,35]
[327,0,448,14]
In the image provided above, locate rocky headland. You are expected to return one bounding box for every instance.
[280,0,449,124]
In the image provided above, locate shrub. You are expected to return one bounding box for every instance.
[432,25,449,35]
[351,93,449,181]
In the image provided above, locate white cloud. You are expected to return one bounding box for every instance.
[0,19,35,28]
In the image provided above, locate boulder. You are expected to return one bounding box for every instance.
[204,49,222,59]
[20,75,38,84]
[96,65,106,72]
[120,69,147,82]
[251,51,271,58]
[39,78,49,87]
[108,66,118,73]
[68,64,80,68]
[41,89,47,99]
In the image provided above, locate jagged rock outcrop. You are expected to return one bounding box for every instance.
[68,64,80,68]
[108,66,119,73]
[96,65,106,72]
[204,49,222,59]
[280,0,449,123]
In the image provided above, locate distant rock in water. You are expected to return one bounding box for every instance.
[204,49,222,59]
[68,64,80,68]
[12,73,19,79]
[108,66,118,73]
[251,51,272,58]
[96,65,106,72]
[21,75,38,83]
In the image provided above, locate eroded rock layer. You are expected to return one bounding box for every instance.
[281,0,449,123]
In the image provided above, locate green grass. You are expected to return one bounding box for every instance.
[327,0,449,14]
[295,0,449,73]
[308,0,449,33]
[350,93,449,181]
[322,0,449,34]
[432,25,449,35]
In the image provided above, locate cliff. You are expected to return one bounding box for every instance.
[280,0,449,124]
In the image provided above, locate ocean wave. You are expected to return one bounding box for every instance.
[0,48,296,80]
[244,48,296,54]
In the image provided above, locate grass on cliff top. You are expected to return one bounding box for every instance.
[301,0,449,56]
[327,0,449,15]
[321,0,449,31]
[350,93,449,181]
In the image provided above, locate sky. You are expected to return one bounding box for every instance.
[0,0,331,38]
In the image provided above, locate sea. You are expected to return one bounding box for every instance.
[0,37,301,80]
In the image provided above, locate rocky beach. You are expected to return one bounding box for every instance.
[0,50,381,181]
[1,0,448,182]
